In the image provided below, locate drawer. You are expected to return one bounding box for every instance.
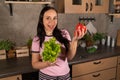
[72,68,116,80]
[72,56,117,77]
[118,56,120,65]
[0,75,22,80]
[117,64,120,80]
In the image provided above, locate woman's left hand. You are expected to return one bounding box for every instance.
[73,28,87,41]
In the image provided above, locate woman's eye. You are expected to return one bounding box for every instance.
[46,17,51,20]
[53,17,57,20]
[45,16,57,21]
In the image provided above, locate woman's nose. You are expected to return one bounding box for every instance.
[49,19,55,24]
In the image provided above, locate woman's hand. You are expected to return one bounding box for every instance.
[47,60,58,66]
[73,28,87,41]
[67,28,87,60]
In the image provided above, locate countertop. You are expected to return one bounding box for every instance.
[69,45,120,65]
[0,45,120,78]
[0,57,37,78]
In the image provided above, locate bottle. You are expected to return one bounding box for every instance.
[107,36,111,47]
[111,38,115,47]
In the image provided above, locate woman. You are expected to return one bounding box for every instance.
[31,6,86,80]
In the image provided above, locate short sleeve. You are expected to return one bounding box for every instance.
[61,29,71,41]
[31,36,40,52]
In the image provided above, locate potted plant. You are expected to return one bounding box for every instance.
[27,37,33,56]
[0,39,16,59]
[82,32,106,53]
[26,37,33,50]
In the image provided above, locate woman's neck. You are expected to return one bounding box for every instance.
[46,32,53,36]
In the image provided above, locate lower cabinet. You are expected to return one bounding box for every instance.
[0,72,38,80]
[22,71,38,80]
[72,56,117,80]
[117,56,120,80]
[72,68,116,80]
[0,75,22,80]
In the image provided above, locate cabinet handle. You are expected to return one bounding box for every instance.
[90,2,93,11]
[17,77,20,80]
[119,63,120,65]
[86,3,89,11]
[92,73,100,77]
[93,61,101,64]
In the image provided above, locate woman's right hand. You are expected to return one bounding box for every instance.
[46,60,57,67]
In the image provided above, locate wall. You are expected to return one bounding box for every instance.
[0,0,120,46]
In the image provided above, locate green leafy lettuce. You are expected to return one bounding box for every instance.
[42,37,61,62]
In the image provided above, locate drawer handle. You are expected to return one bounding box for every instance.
[93,61,101,64]
[119,63,120,65]
[90,2,93,11]
[92,73,100,77]
[86,3,89,11]
[17,77,20,80]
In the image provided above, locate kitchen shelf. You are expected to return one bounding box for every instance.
[108,13,120,22]
[109,13,120,18]
[4,1,51,16]
[114,1,120,5]
[5,1,51,4]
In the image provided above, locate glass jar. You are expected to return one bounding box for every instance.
[115,5,120,13]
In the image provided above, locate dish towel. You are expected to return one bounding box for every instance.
[86,21,97,34]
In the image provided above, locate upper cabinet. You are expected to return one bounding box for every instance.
[114,0,120,5]
[64,0,109,13]
[109,0,120,18]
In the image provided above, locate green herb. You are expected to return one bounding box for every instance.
[27,37,33,48]
[0,40,15,51]
[42,37,61,62]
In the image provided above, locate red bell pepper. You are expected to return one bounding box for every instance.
[74,23,87,36]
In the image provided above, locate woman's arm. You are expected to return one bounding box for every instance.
[67,28,86,60]
[67,38,78,60]
[32,53,54,69]
[32,53,48,69]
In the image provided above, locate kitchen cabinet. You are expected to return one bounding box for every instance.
[64,0,109,13]
[109,0,120,18]
[0,75,22,80]
[72,56,117,80]
[116,56,120,80]
[22,72,38,80]
[0,72,38,80]
[114,0,120,5]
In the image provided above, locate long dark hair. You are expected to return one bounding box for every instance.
[37,6,69,52]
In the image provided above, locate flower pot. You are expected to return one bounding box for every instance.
[6,49,16,59]
[16,46,29,58]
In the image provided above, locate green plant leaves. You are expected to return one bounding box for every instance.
[0,40,15,51]
[42,37,61,62]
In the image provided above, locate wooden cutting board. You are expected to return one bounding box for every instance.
[116,30,120,46]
